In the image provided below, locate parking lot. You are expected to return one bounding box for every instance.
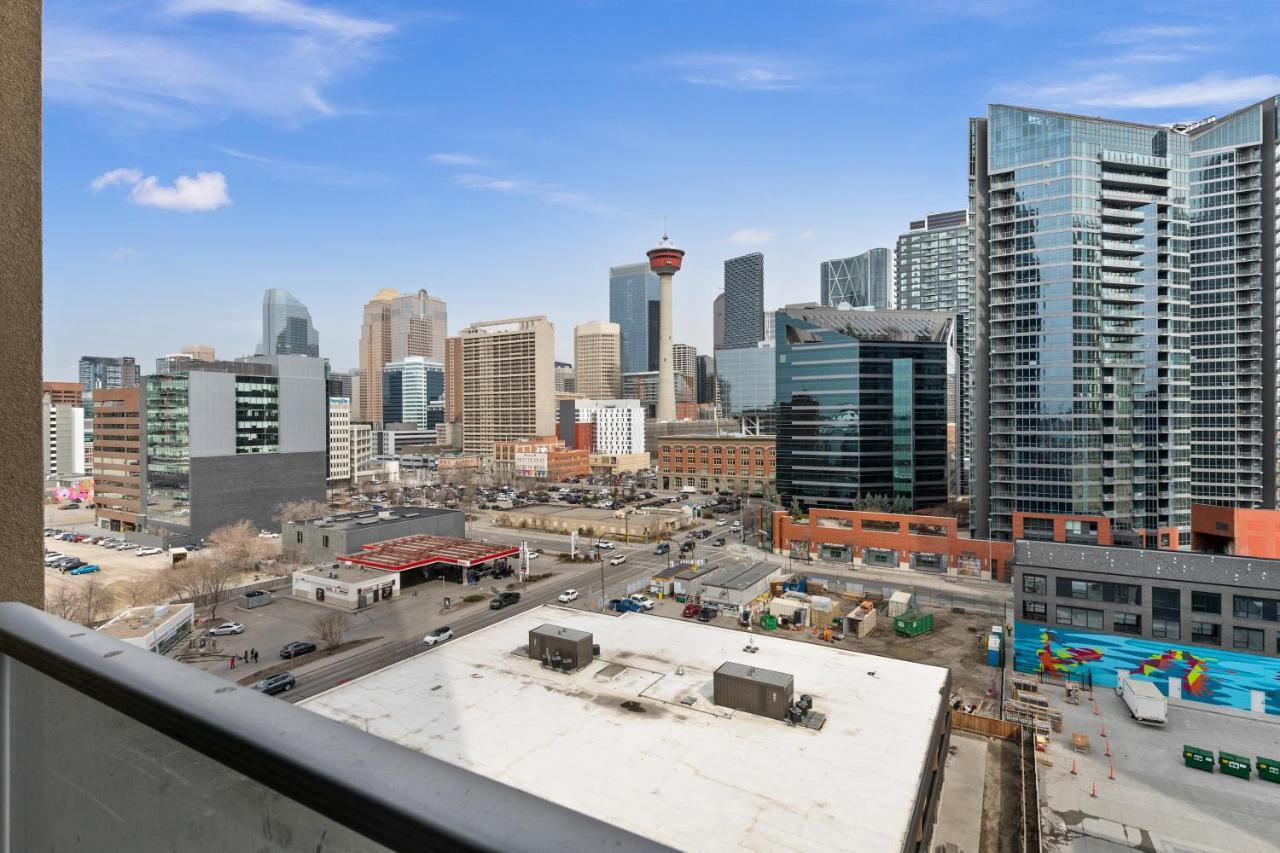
[43,529,173,608]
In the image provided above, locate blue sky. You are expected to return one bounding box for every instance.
[43,0,1280,378]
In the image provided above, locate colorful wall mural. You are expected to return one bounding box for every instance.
[1014,621,1280,715]
[50,479,93,504]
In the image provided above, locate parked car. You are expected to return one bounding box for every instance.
[43,553,66,565]
[423,626,454,646]
[557,589,580,603]
[58,502,80,510]
[57,559,86,572]
[609,554,627,566]
[680,542,695,554]
[253,672,296,695]
[489,591,521,610]
[43,528,56,536]
[682,603,702,618]
[609,598,644,614]
[712,537,726,547]
[697,606,718,622]
[628,594,655,611]
[653,543,670,555]
[135,547,163,557]
[715,519,728,526]
[68,564,100,576]
[594,539,615,549]
[279,641,317,659]
[525,551,540,560]
[208,622,244,636]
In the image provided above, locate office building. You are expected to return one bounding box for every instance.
[259,288,320,357]
[357,289,397,422]
[328,397,353,483]
[443,336,463,424]
[458,316,555,457]
[391,289,448,363]
[92,387,145,532]
[608,262,661,375]
[78,355,140,460]
[358,288,449,423]
[712,292,725,350]
[42,393,85,477]
[512,439,591,481]
[895,210,976,496]
[326,370,354,399]
[695,355,716,405]
[1013,540,1280,713]
[775,306,950,512]
[713,345,775,418]
[970,105,1192,545]
[722,252,764,349]
[42,381,80,406]
[573,321,621,398]
[382,357,444,431]
[658,434,776,496]
[820,248,891,310]
[144,355,327,544]
[1186,98,1278,509]
[181,344,215,362]
[554,361,576,394]
[351,423,374,475]
[672,343,697,395]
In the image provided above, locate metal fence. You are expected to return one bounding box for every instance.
[913,588,1011,622]
[175,575,293,609]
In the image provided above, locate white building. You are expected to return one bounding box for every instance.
[327,396,352,483]
[97,603,194,654]
[303,605,951,853]
[557,398,645,455]
[292,563,400,609]
[351,423,375,472]
[42,394,86,477]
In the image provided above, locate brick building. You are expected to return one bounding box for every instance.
[657,434,775,496]
[91,387,145,532]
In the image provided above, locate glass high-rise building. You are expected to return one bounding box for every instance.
[896,210,975,496]
[78,355,140,450]
[713,345,775,418]
[820,248,890,310]
[608,263,660,375]
[722,253,764,349]
[382,357,445,431]
[1186,98,1279,509]
[260,288,320,357]
[775,306,950,511]
[970,105,1192,545]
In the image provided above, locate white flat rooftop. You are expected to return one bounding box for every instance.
[301,606,949,852]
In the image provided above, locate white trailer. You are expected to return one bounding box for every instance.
[1116,676,1167,725]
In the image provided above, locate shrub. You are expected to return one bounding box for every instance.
[462,594,485,603]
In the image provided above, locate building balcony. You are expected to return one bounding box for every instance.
[1101,256,1142,270]
[1101,222,1145,237]
[0,603,664,853]
[1101,170,1170,189]
[1100,187,1163,204]
[1101,206,1145,221]
[1102,240,1144,255]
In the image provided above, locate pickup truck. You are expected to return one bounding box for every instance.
[1116,676,1167,725]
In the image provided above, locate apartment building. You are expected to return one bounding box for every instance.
[42,393,85,478]
[557,398,646,455]
[573,321,621,399]
[92,387,146,532]
[328,397,353,483]
[722,253,765,349]
[820,248,891,310]
[458,316,555,457]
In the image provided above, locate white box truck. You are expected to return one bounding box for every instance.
[1116,676,1167,725]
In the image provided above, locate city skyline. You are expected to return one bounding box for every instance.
[42,1,1280,378]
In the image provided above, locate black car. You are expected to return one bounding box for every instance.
[280,641,317,659]
[697,606,718,622]
[254,672,296,695]
[489,591,521,610]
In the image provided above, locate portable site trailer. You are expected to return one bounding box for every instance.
[713,662,794,720]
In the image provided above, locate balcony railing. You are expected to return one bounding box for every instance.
[0,603,668,853]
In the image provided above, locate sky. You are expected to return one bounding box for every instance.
[42,0,1280,378]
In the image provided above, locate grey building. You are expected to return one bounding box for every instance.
[896,211,975,497]
[1186,98,1279,509]
[820,248,890,310]
[722,253,765,349]
[327,370,354,399]
[609,262,661,375]
[282,507,465,564]
[713,345,775,418]
[260,288,320,357]
[145,354,327,545]
[695,354,716,405]
[970,105,1192,544]
[1013,541,1280,704]
[775,305,951,512]
[712,292,725,351]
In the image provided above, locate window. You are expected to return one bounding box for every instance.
[1233,595,1280,622]
[1151,588,1180,633]
[1055,605,1103,630]
[1113,612,1141,635]
[1191,591,1221,614]
[1151,617,1180,641]
[322,534,330,549]
[295,531,303,544]
[1022,574,1047,595]
[1191,620,1220,645]
[1022,601,1047,621]
[1233,627,1264,652]
[1054,577,1139,605]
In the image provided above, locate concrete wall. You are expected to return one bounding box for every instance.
[187,371,236,458]
[283,510,465,564]
[186,452,326,543]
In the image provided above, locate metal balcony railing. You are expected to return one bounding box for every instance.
[0,603,668,853]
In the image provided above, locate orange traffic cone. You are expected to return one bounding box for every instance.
[1100,721,1107,738]
[1109,762,1115,781]
[1105,739,1112,758]
[1091,782,1098,798]
[1093,702,1100,716]
[1070,759,1078,775]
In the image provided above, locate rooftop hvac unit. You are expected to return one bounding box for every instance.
[713,661,795,721]
[528,624,593,673]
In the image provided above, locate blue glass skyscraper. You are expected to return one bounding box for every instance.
[260,288,320,357]
[609,263,660,375]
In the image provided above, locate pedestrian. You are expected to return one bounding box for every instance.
[230,656,235,670]
[253,650,259,663]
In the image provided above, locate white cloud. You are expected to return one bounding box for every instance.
[90,167,143,191]
[111,247,141,261]
[166,0,393,40]
[219,146,388,186]
[661,54,809,91]
[90,168,231,211]
[453,172,616,217]
[1006,72,1280,110]
[430,153,485,166]
[727,228,775,245]
[1098,24,1208,45]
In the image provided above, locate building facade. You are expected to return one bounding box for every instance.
[357,288,448,423]
[1187,98,1278,509]
[554,361,576,394]
[557,398,646,455]
[91,387,145,532]
[282,508,465,565]
[695,355,716,405]
[443,336,463,424]
[722,253,765,350]
[327,396,353,483]
[775,306,950,512]
[382,357,444,431]
[895,210,975,496]
[1013,540,1280,713]
[391,289,448,364]
[672,342,697,398]
[145,355,327,544]
[42,394,85,477]
[609,262,660,375]
[712,345,775,418]
[574,321,621,399]
[78,355,140,462]
[42,381,81,406]
[621,371,696,420]
[657,434,775,495]
[970,104,1192,545]
[260,288,320,357]
[459,316,556,456]
[712,292,725,351]
[820,248,891,310]
[357,289,397,422]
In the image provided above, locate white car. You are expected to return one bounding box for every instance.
[594,540,615,549]
[715,519,728,526]
[43,552,66,565]
[525,551,540,560]
[558,589,580,603]
[135,547,164,557]
[628,594,655,611]
[609,554,627,566]
[208,622,244,636]
[423,626,454,646]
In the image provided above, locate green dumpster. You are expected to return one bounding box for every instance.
[1219,751,1251,780]
[1183,745,1214,772]
[760,613,777,631]
[893,610,934,637]
[1256,757,1280,784]
[675,594,687,604]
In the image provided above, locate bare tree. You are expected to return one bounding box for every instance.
[166,553,240,619]
[309,610,349,650]
[273,499,330,523]
[121,577,166,608]
[77,578,113,626]
[207,519,271,575]
[45,586,83,623]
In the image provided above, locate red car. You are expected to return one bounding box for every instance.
[682,603,701,618]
